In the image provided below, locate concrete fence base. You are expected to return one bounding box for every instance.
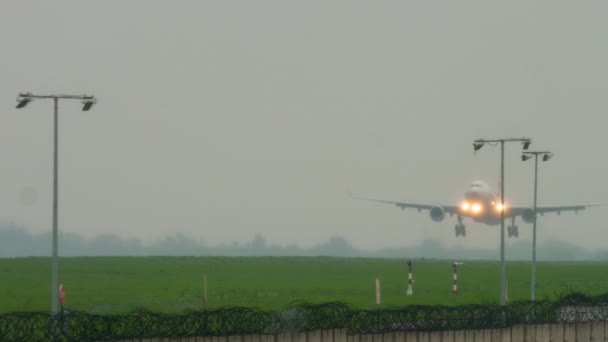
[105,321,608,342]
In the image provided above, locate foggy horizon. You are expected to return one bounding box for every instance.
[2,223,607,262]
[2,2,608,252]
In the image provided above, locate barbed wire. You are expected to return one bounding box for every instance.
[1,292,608,342]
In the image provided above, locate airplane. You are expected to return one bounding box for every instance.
[354,180,603,238]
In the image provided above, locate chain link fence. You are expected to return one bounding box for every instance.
[1,292,608,342]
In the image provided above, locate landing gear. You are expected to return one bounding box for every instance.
[455,216,466,237]
[455,224,466,237]
[507,216,519,238]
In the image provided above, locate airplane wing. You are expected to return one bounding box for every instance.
[509,203,606,217]
[350,195,459,214]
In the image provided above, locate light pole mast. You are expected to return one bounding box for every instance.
[16,92,97,314]
[522,151,552,302]
[473,137,531,305]
[52,97,59,314]
[532,154,537,301]
[500,140,505,304]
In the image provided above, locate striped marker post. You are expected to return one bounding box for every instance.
[375,278,381,305]
[406,261,413,296]
[452,262,459,295]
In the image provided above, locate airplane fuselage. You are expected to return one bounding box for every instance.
[460,181,504,225]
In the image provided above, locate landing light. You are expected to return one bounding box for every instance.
[461,202,470,211]
[496,203,504,212]
[471,204,482,213]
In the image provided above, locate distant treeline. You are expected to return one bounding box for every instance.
[1,223,607,260]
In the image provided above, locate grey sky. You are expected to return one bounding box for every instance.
[1,1,607,251]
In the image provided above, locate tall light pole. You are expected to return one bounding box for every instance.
[522,151,552,302]
[473,137,531,305]
[16,93,97,314]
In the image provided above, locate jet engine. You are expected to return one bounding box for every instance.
[430,206,446,222]
[521,208,535,223]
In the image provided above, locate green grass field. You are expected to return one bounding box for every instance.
[1,256,607,313]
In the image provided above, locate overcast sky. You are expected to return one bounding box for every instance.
[1,1,607,251]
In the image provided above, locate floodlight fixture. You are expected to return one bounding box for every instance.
[522,155,531,161]
[522,140,531,150]
[16,94,33,109]
[16,98,31,108]
[542,153,552,162]
[473,141,484,151]
[82,98,96,111]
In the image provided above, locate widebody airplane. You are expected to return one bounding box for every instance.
[356,180,602,238]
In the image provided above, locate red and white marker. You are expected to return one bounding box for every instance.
[59,284,66,306]
[452,262,459,295]
[406,261,413,296]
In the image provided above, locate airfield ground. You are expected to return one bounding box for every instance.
[1,256,607,313]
